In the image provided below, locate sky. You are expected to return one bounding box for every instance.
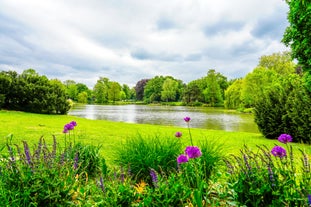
[0,0,289,88]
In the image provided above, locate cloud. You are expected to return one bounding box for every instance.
[0,0,290,88]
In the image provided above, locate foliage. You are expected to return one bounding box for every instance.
[0,136,99,206]
[161,77,179,102]
[135,78,150,101]
[254,74,311,143]
[282,0,311,89]
[224,79,243,109]
[225,141,311,207]
[0,69,70,114]
[68,142,108,178]
[113,133,182,183]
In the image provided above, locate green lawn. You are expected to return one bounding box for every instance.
[1,110,310,165]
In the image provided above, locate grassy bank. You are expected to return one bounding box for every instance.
[1,110,310,165]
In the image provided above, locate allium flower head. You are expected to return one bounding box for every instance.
[271,146,287,158]
[177,154,189,164]
[184,116,191,122]
[65,123,75,130]
[278,134,292,144]
[70,121,77,126]
[185,146,202,159]
[175,131,182,138]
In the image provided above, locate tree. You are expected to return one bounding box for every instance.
[108,81,121,103]
[224,79,243,109]
[77,92,88,103]
[241,67,278,108]
[161,78,178,102]
[282,0,311,89]
[135,79,149,101]
[93,77,110,103]
[144,76,165,103]
[183,80,204,104]
[122,84,131,100]
[258,52,296,75]
[64,80,78,101]
[203,70,223,106]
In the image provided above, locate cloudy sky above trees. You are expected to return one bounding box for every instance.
[0,0,289,88]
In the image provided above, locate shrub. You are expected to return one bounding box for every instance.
[254,74,311,143]
[113,133,182,183]
[0,136,92,206]
[225,139,311,206]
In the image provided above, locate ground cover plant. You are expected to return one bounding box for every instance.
[0,111,311,206]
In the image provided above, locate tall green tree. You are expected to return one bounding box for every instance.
[203,69,223,106]
[282,0,311,90]
[224,79,243,109]
[258,51,296,75]
[161,78,179,102]
[144,76,165,103]
[93,77,110,104]
[108,81,121,103]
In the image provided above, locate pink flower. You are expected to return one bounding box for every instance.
[278,134,292,144]
[175,132,182,138]
[177,154,189,164]
[184,116,191,122]
[185,146,202,159]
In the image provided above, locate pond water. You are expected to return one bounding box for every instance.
[69,104,259,133]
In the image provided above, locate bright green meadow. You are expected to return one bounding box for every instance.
[1,110,310,166]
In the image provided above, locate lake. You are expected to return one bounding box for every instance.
[68,104,259,133]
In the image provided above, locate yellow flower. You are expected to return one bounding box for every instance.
[134,180,147,194]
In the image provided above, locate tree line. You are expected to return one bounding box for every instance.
[0,52,303,110]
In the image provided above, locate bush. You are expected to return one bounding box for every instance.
[224,142,311,207]
[0,136,93,206]
[113,133,182,183]
[68,142,107,178]
[254,74,311,143]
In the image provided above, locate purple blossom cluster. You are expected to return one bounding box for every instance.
[271,146,287,158]
[277,134,292,144]
[270,134,293,158]
[177,146,202,164]
[63,121,77,133]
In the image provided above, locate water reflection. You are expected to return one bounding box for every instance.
[68,104,259,133]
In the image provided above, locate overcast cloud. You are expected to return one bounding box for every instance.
[0,0,289,88]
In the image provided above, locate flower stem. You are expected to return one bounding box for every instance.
[187,122,194,146]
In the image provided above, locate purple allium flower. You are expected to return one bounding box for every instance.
[175,131,182,138]
[177,154,189,164]
[278,134,292,144]
[65,123,75,130]
[70,121,77,127]
[308,194,311,205]
[185,146,202,159]
[271,146,287,158]
[150,168,158,187]
[184,116,191,122]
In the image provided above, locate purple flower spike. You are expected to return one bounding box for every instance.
[175,132,182,138]
[278,134,292,144]
[177,154,189,164]
[185,146,202,159]
[150,168,158,187]
[271,146,287,158]
[184,116,191,122]
[308,194,311,205]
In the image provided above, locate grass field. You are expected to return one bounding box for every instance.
[1,110,310,165]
